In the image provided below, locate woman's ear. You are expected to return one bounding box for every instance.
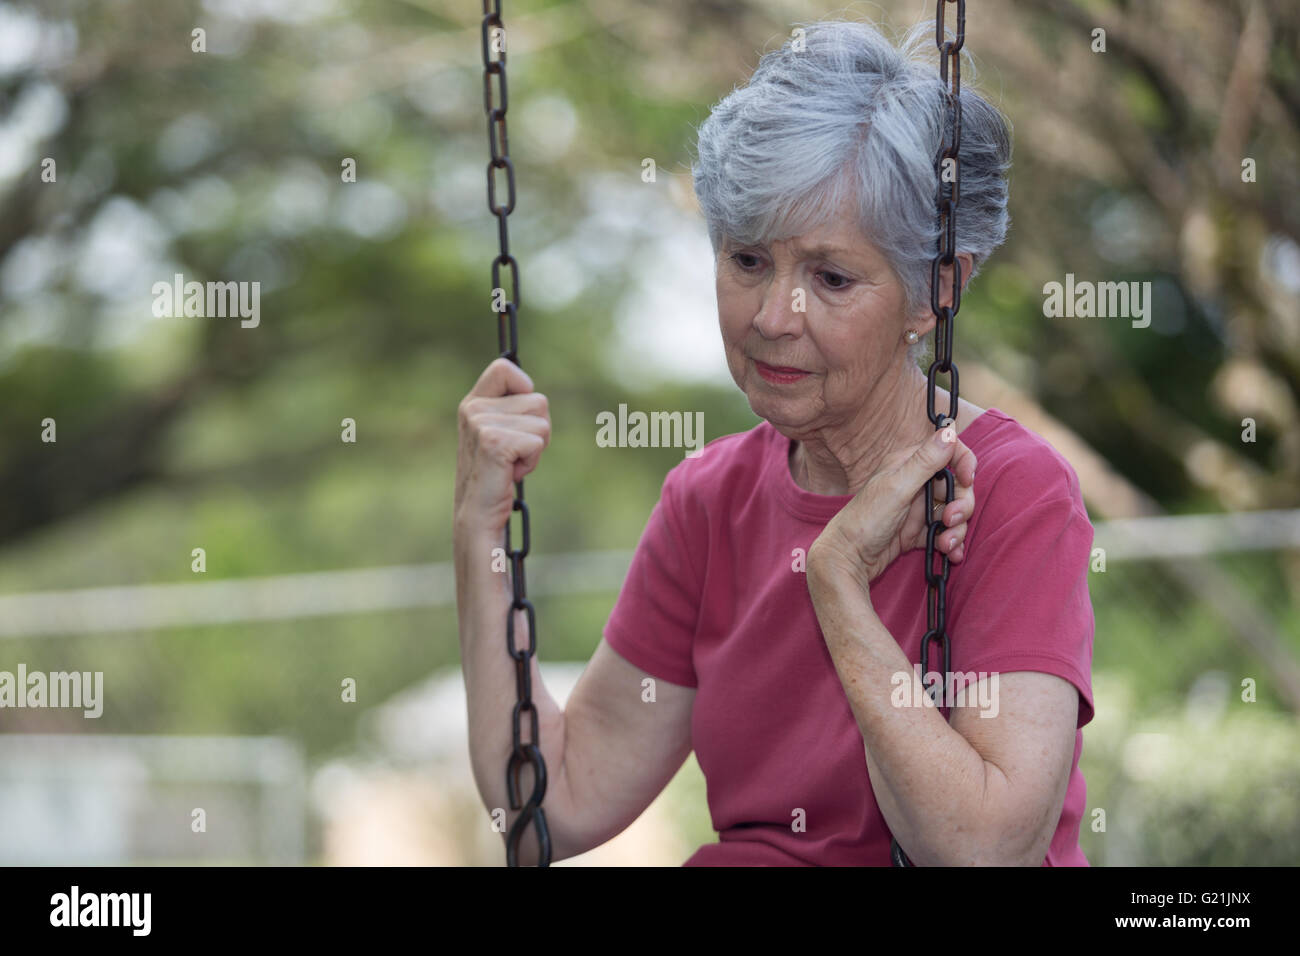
[935,253,976,310]
[957,252,975,296]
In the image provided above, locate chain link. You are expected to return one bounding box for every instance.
[481,0,551,868]
[890,0,965,869]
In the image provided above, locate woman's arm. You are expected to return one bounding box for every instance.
[456,523,696,863]
[455,519,567,864]
[559,640,696,856]
[455,358,695,863]
[806,555,1077,865]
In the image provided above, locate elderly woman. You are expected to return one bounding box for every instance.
[454,18,1094,866]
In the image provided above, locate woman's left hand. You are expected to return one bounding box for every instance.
[808,428,977,588]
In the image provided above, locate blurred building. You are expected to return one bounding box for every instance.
[0,734,305,864]
[311,662,694,866]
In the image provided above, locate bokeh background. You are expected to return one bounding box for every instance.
[0,0,1297,865]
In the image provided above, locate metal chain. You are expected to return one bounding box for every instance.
[890,0,965,869]
[480,0,551,868]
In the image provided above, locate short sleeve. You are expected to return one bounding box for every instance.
[946,492,1096,728]
[602,465,703,688]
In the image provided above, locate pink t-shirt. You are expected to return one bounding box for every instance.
[602,408,1095,866]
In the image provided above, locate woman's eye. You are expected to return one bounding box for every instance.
[725,255,850,288]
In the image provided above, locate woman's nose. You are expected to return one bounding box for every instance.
[753,276,806,338]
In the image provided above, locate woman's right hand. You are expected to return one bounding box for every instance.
[454,357,552,535]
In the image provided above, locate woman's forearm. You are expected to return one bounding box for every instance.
[454,519,569,864]
[805,556,1017,865]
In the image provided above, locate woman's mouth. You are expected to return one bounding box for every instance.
[754,360,810,384]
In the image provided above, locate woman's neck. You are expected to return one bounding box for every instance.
[788,368,933,496]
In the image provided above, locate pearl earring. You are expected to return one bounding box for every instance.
[905,329,919,344]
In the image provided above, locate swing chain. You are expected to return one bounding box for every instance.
[481,0,551,868]
[890,0,965,869]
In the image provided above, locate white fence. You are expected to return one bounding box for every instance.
[0,511,1296,638]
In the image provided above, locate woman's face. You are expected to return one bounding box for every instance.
[716,208,917,439]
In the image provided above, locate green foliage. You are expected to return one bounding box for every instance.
[1082,673,1300,866]
[0,0,1296,865]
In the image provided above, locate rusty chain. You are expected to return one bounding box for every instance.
[480,0,551,868]
[890,0,966,868]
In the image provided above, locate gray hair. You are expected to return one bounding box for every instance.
[690,17,1012,367]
